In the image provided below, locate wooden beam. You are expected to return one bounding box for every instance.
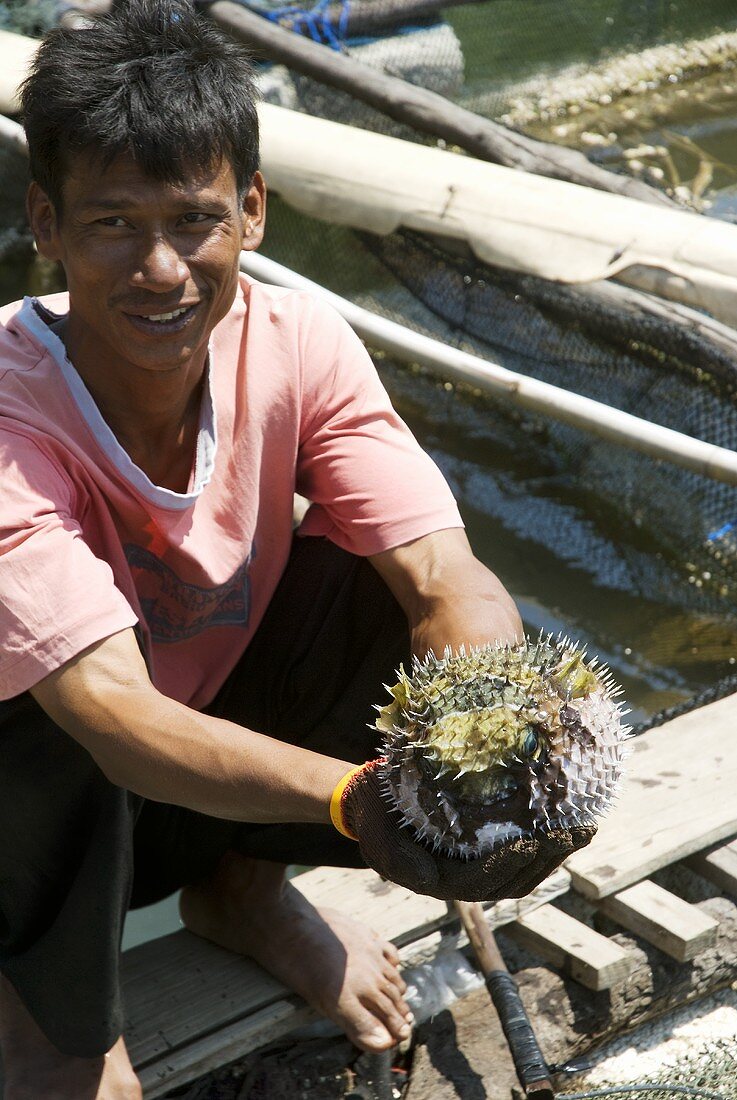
[566,693,737,900]
[597,880,718,962]
[138,999,315,1099]
[505,904,633,991]
[205,0,673,207]
[686,837,737,896]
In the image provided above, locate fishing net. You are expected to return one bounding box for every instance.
[259,191,737,726]
[558,1036,737,1099]
[562,1084,733,1100]
[219,0,737,726]
[0,0,58,38]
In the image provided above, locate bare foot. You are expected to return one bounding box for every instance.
[180,851,414,1052]
[0,975,141,1100]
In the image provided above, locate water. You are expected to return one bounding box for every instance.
[445,0,737,217]
[448,0,737,88]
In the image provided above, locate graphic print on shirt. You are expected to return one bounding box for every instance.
[124,543,252,643]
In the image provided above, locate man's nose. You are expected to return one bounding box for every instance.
[130,233,190,291]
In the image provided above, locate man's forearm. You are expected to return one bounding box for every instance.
[370,528,523,658]
[30,630,353,823]
[85,690,353,821]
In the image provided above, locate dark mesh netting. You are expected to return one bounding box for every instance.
[362,229,737,605]
[242,0,737,729]
[260,194,737,727]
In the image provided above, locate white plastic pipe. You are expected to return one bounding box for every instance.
[240,251,737,489]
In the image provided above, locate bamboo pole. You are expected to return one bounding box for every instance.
[204,0,675,208]
[239,250,737,488]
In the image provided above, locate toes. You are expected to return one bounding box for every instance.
[382,963,408,997]
[382,941,401,966]
[379,974,412,1025]
[342,1002,396,1052]
[364,990,413,1043]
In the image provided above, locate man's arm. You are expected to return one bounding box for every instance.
[369,528,523,659]
[30,628,353,823]
[29,530,519,835]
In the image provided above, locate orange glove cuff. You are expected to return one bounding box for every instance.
[329,758,386,841]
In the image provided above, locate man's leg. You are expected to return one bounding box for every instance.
[0,975,139,1100]
[177,536,415,1050]
[0,694,142,1098]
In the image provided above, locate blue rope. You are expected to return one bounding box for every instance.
[261,0,352,50]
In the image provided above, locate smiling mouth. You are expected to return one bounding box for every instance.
[146,306,190,323]
[125,303,199,333]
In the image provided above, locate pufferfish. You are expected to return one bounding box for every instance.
[375,635,630,859]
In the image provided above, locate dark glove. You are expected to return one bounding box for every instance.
[339,759,596,903]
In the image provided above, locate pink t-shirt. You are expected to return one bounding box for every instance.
[0,275,462,708]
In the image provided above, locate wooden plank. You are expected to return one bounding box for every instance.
[400,868,571,966]
[566,693,737,900]
[139,1000,315,1099]
[125,865,570,1091]
[597,880,718,962]
[506,904,633,991]
[294,865,449,948]
[123,931,289,1068]
[294,864,572,951]
[685,837,737,896]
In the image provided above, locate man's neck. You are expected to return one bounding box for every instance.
[55,315,208,493]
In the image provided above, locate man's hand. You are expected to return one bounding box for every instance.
[369,528,523,659]
[366,529,596,902]
[341,761,595,903]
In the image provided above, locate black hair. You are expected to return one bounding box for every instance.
[20,0,260,211]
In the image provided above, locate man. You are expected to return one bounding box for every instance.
[0,3,593,1096]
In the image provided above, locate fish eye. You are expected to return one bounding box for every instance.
[522,729,538,755]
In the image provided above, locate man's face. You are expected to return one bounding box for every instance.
[27,151,265,377]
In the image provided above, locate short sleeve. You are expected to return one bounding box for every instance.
[295,296,463,555]
[0,431,138,699]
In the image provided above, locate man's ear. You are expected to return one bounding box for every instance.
[241,170,266,253]
[26,181,63,262]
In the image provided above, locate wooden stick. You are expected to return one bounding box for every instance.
[204,0,674,207]
[455,901,554,1099]
[409,894,737,1100]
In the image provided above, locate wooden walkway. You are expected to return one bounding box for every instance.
[118,692,737,1095]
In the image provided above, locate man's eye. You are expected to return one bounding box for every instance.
[180,212,210,225]
[98,216,128,227]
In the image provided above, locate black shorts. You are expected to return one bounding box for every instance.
[0,537,410,1057]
